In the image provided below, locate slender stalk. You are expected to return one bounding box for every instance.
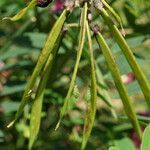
[101,0,125,36]
[95,32,142,139]
[81,21,97,150]
[7,9,68,128]
[99,8,150,108]
[55,3,88,130]
[66,23,80,28]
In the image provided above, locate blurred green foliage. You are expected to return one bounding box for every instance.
[0,0,150,149]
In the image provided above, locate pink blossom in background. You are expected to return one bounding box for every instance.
[121,72,135,84]
[51,0,64,13]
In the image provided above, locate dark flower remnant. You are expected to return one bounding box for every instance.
[37,0,53,7]
[36,0,64,13]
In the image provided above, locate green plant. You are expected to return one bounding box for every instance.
[2,0,150,149]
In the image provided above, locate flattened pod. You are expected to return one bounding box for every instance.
[37,0,53,7]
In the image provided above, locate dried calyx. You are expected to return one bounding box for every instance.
[91,24,100,34]
[93,0,103,10]
[64,0,98,11]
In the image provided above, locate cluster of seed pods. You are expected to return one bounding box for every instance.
[3,0,150,149]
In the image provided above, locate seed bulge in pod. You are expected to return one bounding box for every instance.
[37,0,53,8]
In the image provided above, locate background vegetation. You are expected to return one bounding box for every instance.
[0,0,150,149]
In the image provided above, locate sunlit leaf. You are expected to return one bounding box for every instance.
[141,125,150,150]
[108,147,120,150]
[114,137,136,150]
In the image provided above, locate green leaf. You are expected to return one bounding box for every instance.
[0,130,4,142]
[0,83,26,96]
[0,46,36,61]
[120,115,150,124]
[0,60,33,72]
[0,21,31,54]
[108,147,120,150]
[23,32,47,49]
[96,64,117,118]
[114,137,136,150]
[1,100,20,114]
[141,125,150,150]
